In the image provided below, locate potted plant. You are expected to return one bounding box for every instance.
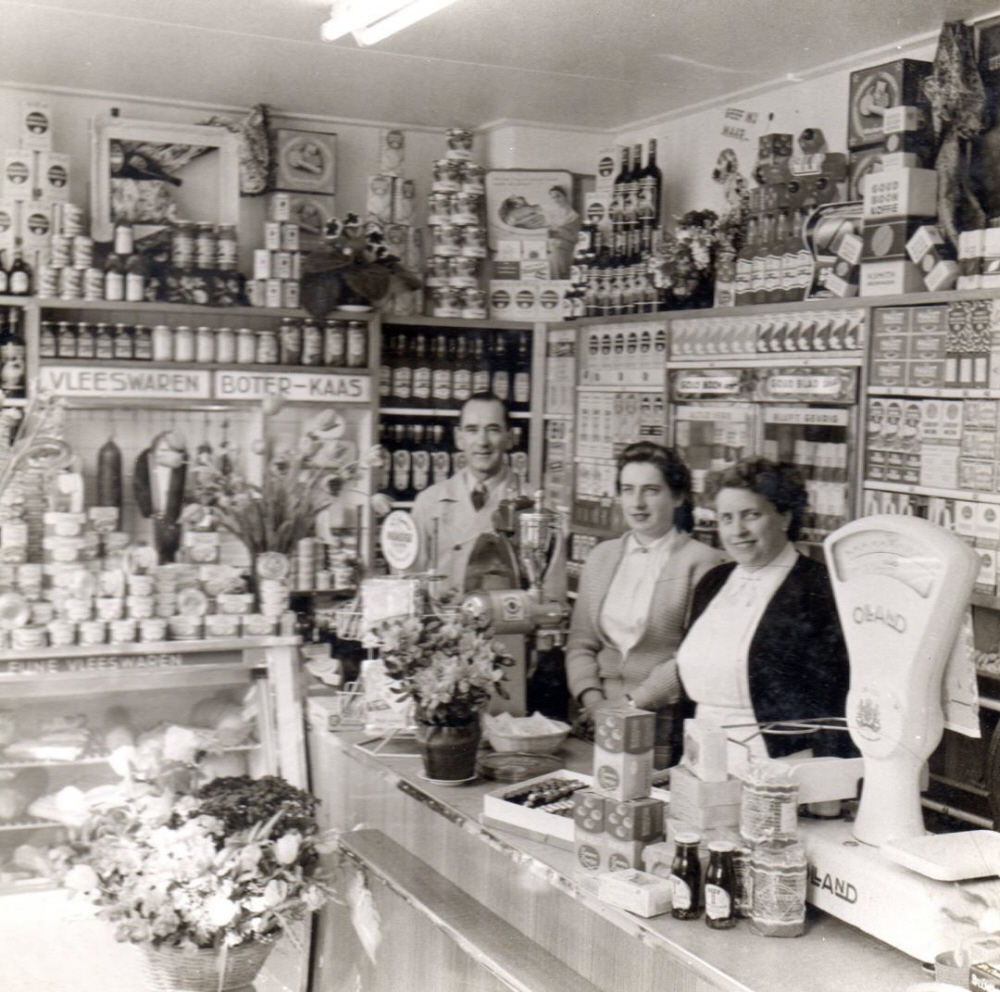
[300,213,421,317]
[367,608,512,782]
[50,772,339,992]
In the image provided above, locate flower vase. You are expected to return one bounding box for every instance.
[415,718,481,783]
[139,939,275,992]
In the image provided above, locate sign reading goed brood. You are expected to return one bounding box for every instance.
[40,366,211,399]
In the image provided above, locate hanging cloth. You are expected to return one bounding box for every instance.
[924,20,987,246]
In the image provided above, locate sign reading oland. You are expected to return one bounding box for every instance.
[40,366,211,399]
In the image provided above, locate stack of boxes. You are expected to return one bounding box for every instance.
[572,706,666,879]
[250,195,302,310]
[368,129,424,318]
[1,98,91,295]
[848,58,947,295]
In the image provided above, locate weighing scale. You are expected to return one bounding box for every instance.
[800,515,1000,959]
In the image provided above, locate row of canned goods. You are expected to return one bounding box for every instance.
[431,158,484,194]
[428,224,487,258]
[41,317,369,367]
[427,191,484,226]
[427,286,487,320]
[425,255,482,288]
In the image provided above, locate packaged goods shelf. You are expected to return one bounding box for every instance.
[379,407,530,418]
[867,386,1000,399]
[668,353,864,368]
[863,480,1000,504]
[12,297,375,321]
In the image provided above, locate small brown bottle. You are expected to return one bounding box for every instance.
[670,832,702,920]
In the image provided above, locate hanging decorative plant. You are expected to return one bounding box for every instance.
[300,213,421,317]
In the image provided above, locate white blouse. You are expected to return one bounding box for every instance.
[599,528,681,658]
[677,542,799,765]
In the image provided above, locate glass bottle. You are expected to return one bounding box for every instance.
[153,324,174,363]
[173,324,195,363]
[95,322,115,361]
[491,331,511,402]
[346,320,367,368]
[0,251,8,294]
[391,335,413,405]
[56,319,78,359]
[324,319,347,368]
[195,325,215,365]
[76,321,96,360]
[256,326,279,365]
[411,334,431,407]
[301,318,323,366]
[705,841,737,929]
[125,254,146,303]
[215,325,235,364]
[670,832,702,920]
[39,320,57,359]
[236,327,256,365]
[452,334,471,403]
[114,322,134,361]
[0,307,26,397]
[431,333,452,405]
[133,324,153,361]
[278,317,301,365]
[8,250,31,296]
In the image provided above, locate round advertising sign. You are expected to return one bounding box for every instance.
[379,510,420,572]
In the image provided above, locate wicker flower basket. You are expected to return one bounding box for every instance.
[139,938,275,992]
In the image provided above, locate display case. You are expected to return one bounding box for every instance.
[0,636,305,891]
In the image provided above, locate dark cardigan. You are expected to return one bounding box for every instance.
[683,554,857,759]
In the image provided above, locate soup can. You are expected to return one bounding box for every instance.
[430,224,460,257]
[431,158,461,192]
[428,191,452,225]
[460,226,487,258]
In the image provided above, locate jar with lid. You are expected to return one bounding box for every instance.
[215,325,236,364]
[705,841,737,930]
[133,325,153,361]
[749,840,807,938]
[152,324,173,363]
[236,327,256,364]
[39,321,57,359]
[113,223,134,256]
[95,322,115,361]
[174,325,195,363]
[278,317,301,365]
[323,319,347,367]
[195,223,217,269]
[216,224,238,271]
[172,222,195,270]
[113,322,134,361]
[76,322,96,360]
[346,321,368,368]
[300,318,323,366]
[255,326,279,365]
[195,325,216,365]
[670,832,702,920]
[56,320,77,359]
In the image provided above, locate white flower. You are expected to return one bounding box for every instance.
[274,832,301,866]
[64,864,99,892]
[205,894,239,927]
[263,879,288,908]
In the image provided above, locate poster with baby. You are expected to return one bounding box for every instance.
[484,170,580,279]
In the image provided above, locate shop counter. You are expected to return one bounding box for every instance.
[306,698,923,992]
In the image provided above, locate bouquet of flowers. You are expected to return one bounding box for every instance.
[188,402,382,558]
[651,208,743,308]
[367,609,512,726]
[51,774,339,951]
[301,212,421,317]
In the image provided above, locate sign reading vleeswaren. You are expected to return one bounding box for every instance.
[40,366,211,399]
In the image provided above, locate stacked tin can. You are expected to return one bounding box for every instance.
[426,128,487,320]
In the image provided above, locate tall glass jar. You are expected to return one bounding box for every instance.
[195,325,216,365]
[256,327,279,365]
[152,324,173,363]
[236,327,256,364]
[174,325,195,363]
[216,326,236,364]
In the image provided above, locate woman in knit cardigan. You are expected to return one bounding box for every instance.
[565,442,724,767]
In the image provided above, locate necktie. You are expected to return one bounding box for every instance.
[471,484,486,511]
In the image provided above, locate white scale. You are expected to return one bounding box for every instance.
[798,515,1000,960]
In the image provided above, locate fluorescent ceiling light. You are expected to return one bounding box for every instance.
[321,0,462,46]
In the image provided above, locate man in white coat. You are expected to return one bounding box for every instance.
[410,392,520,602]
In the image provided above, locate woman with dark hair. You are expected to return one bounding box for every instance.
[677,457,854,765]
[566,442,724,766]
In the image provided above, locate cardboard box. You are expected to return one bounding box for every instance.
[269,193,291,222]
[863,218,932,261]
[3,150,34,201]
[392,177,417,224]
[860,259,925,296]
[848,58,933,149]
[38,152,70,202]
[681,718,729,783]
[596,869,673,917]
[862,168,938,220]
[906,359,946,389]
[605,797,666,842]
[971,959,1000,992]
[592,706,655,801]
[20,98,53,149]
[870,359,907,387]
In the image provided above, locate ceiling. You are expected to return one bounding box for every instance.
[4,0,1000,131]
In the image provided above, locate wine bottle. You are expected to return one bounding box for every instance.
[410,424,431,498]
[125,254,146,303]
[471,333,491,395]
[610,146,630,236]
[378,334,393,401]
[391,423,413,502]
[8,250,31,296]
[0,307,25,398]
[639,138,663,229]
[735,216,757,307]
[490,331,511,402]
[412,333,432,408]
[431,333,452,406]
[430,423,451,485]
[452,334,471,403]
[391,334,413,406]
[512,331,531,410]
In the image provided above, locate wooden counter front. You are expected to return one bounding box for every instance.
[306,699,924,992]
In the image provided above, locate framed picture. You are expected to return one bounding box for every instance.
[288,194,335,250]
[90,114,240,243]
[274,129,337,194]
